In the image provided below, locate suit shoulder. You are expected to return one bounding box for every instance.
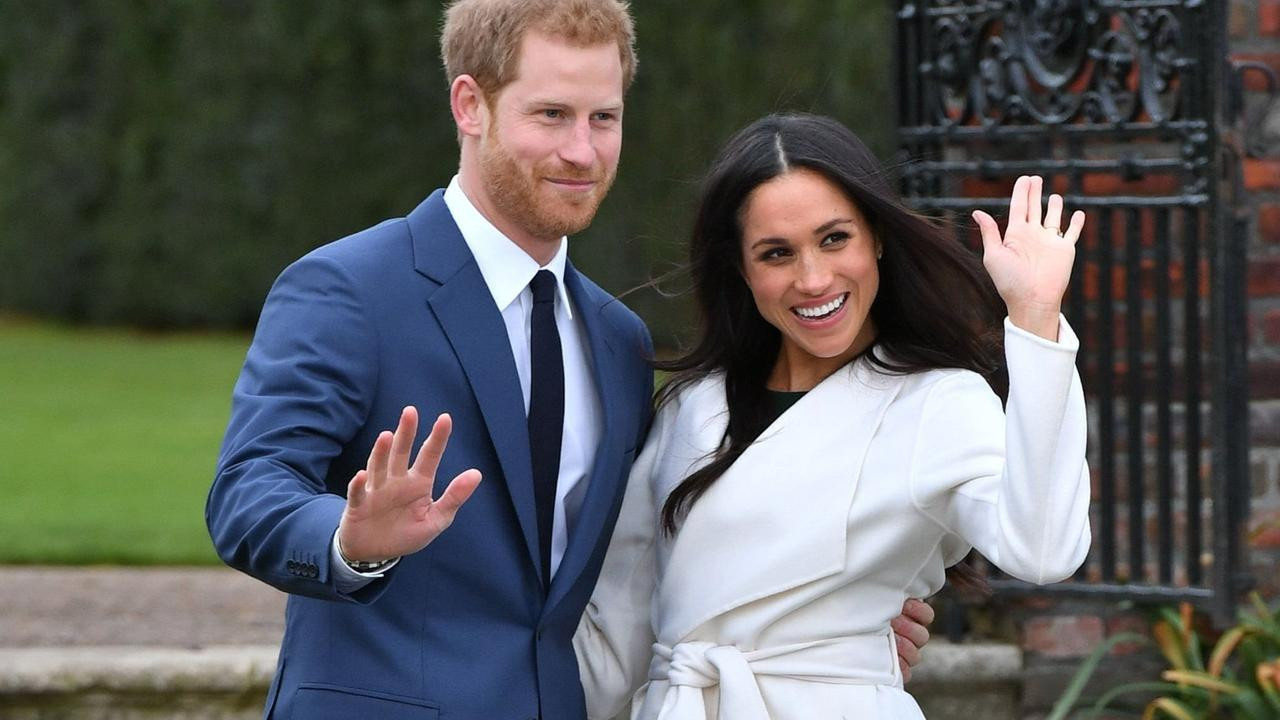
[572,271,651,349]
[296,217,412,277]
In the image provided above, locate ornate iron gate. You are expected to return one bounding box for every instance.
[894,0,1256,623]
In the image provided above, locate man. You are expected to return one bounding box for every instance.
[207,1,931,718]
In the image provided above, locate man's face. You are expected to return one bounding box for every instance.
[477,31,624,244]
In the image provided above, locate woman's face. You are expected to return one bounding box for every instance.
[739,168,880,388]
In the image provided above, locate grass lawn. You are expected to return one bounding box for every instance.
[0,318,251,564]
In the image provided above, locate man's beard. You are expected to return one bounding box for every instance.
[479,130,615,241]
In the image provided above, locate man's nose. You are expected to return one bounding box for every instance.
[558,119,595,167]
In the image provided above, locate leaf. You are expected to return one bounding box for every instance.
[1153,621,1189,671]
[1142,697,1197,720]
[1160,669,1241,694]
[1046,632,1151,720]
[1257,661,1280,710]
[1080,682,1183,718]
[1207,626,1250,677]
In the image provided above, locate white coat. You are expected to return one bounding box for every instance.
[574,318,1091,719]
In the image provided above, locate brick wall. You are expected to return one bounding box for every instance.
[1229,0,1280,598]
[980,4,1280,716]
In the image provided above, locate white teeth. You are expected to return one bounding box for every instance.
[794,294,847,319]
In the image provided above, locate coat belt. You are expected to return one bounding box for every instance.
[645,631,901,720]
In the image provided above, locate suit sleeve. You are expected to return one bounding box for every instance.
[206,253,391,603]
[909,316,1091,585]
[574,398,670,720]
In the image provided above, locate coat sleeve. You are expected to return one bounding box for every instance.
[574,399,671,719]
[909,316,1091,585]
[205,252,392,603]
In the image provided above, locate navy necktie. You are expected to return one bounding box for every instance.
[527,270,563,591]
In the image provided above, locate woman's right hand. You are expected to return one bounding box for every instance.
[971,175,1085,342]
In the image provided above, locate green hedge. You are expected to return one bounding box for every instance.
[0,0,891,345]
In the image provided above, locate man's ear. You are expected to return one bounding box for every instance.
[450,75,488,140]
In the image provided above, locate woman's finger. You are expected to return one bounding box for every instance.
[972,210,1003,256]
[1044,193,1064,236]
[1008,176,1030,226]
[1063,210,1086,244]
[1027,176,1043,228]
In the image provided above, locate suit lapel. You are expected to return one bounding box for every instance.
[409,193,542,581]
[545,265,623,611]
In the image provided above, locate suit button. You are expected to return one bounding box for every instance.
[309,564,319,578]
[287,560,297,573]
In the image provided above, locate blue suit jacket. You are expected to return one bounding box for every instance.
[207,190,654,720]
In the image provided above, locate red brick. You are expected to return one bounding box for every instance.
[1259,205,1280,245]
[1082,173,1180,197]
[1251,361,1280,400]
[1080,258,1210,303]
[1105,614,1151,656]
[1232,54,1280,92]
[1264,309,1280,345]
[1249,257,1280,297]
[1251,510,1280,549]
[1245,159,1280,190]
[1236,1,1255,39]
[1023,615,1106,658]
[1264,1,1280,37]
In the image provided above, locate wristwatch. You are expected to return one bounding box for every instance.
[337,536,397,573]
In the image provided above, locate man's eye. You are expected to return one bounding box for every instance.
[593,112,616,122]
[542,109,563,119]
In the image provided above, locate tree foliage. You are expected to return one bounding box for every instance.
[0,0,891,342]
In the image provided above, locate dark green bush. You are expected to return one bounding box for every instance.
[0,0,891,344]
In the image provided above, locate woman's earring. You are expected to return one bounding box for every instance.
[876,246,883,260]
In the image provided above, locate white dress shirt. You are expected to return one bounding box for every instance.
[332,176,602,591]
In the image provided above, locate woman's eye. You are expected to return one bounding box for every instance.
[821,231,849,246]
[760,248,788,261]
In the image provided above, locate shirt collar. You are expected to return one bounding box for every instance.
[443,175,573,318]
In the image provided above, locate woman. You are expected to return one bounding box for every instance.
[574,114,1091,719]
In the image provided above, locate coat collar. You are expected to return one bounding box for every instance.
[656,359,906,642]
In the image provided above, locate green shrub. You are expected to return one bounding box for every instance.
[0,0,891,344]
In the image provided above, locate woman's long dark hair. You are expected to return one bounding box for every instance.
[657,113,1005,542]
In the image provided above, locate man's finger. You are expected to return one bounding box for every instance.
[891,613,931,650]
[389,406,419,471]
[412,413,454,481]
[902,597,936,626]
[433,469,483,520]
[895,632,922,668]
[365,431,393,491]
[346,470,369,509]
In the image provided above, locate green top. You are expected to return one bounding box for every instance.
[764,389,807,424]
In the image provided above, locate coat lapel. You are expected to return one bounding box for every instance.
[409,192,542,581]
[545,264,624,612]
[657,360,907,642]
